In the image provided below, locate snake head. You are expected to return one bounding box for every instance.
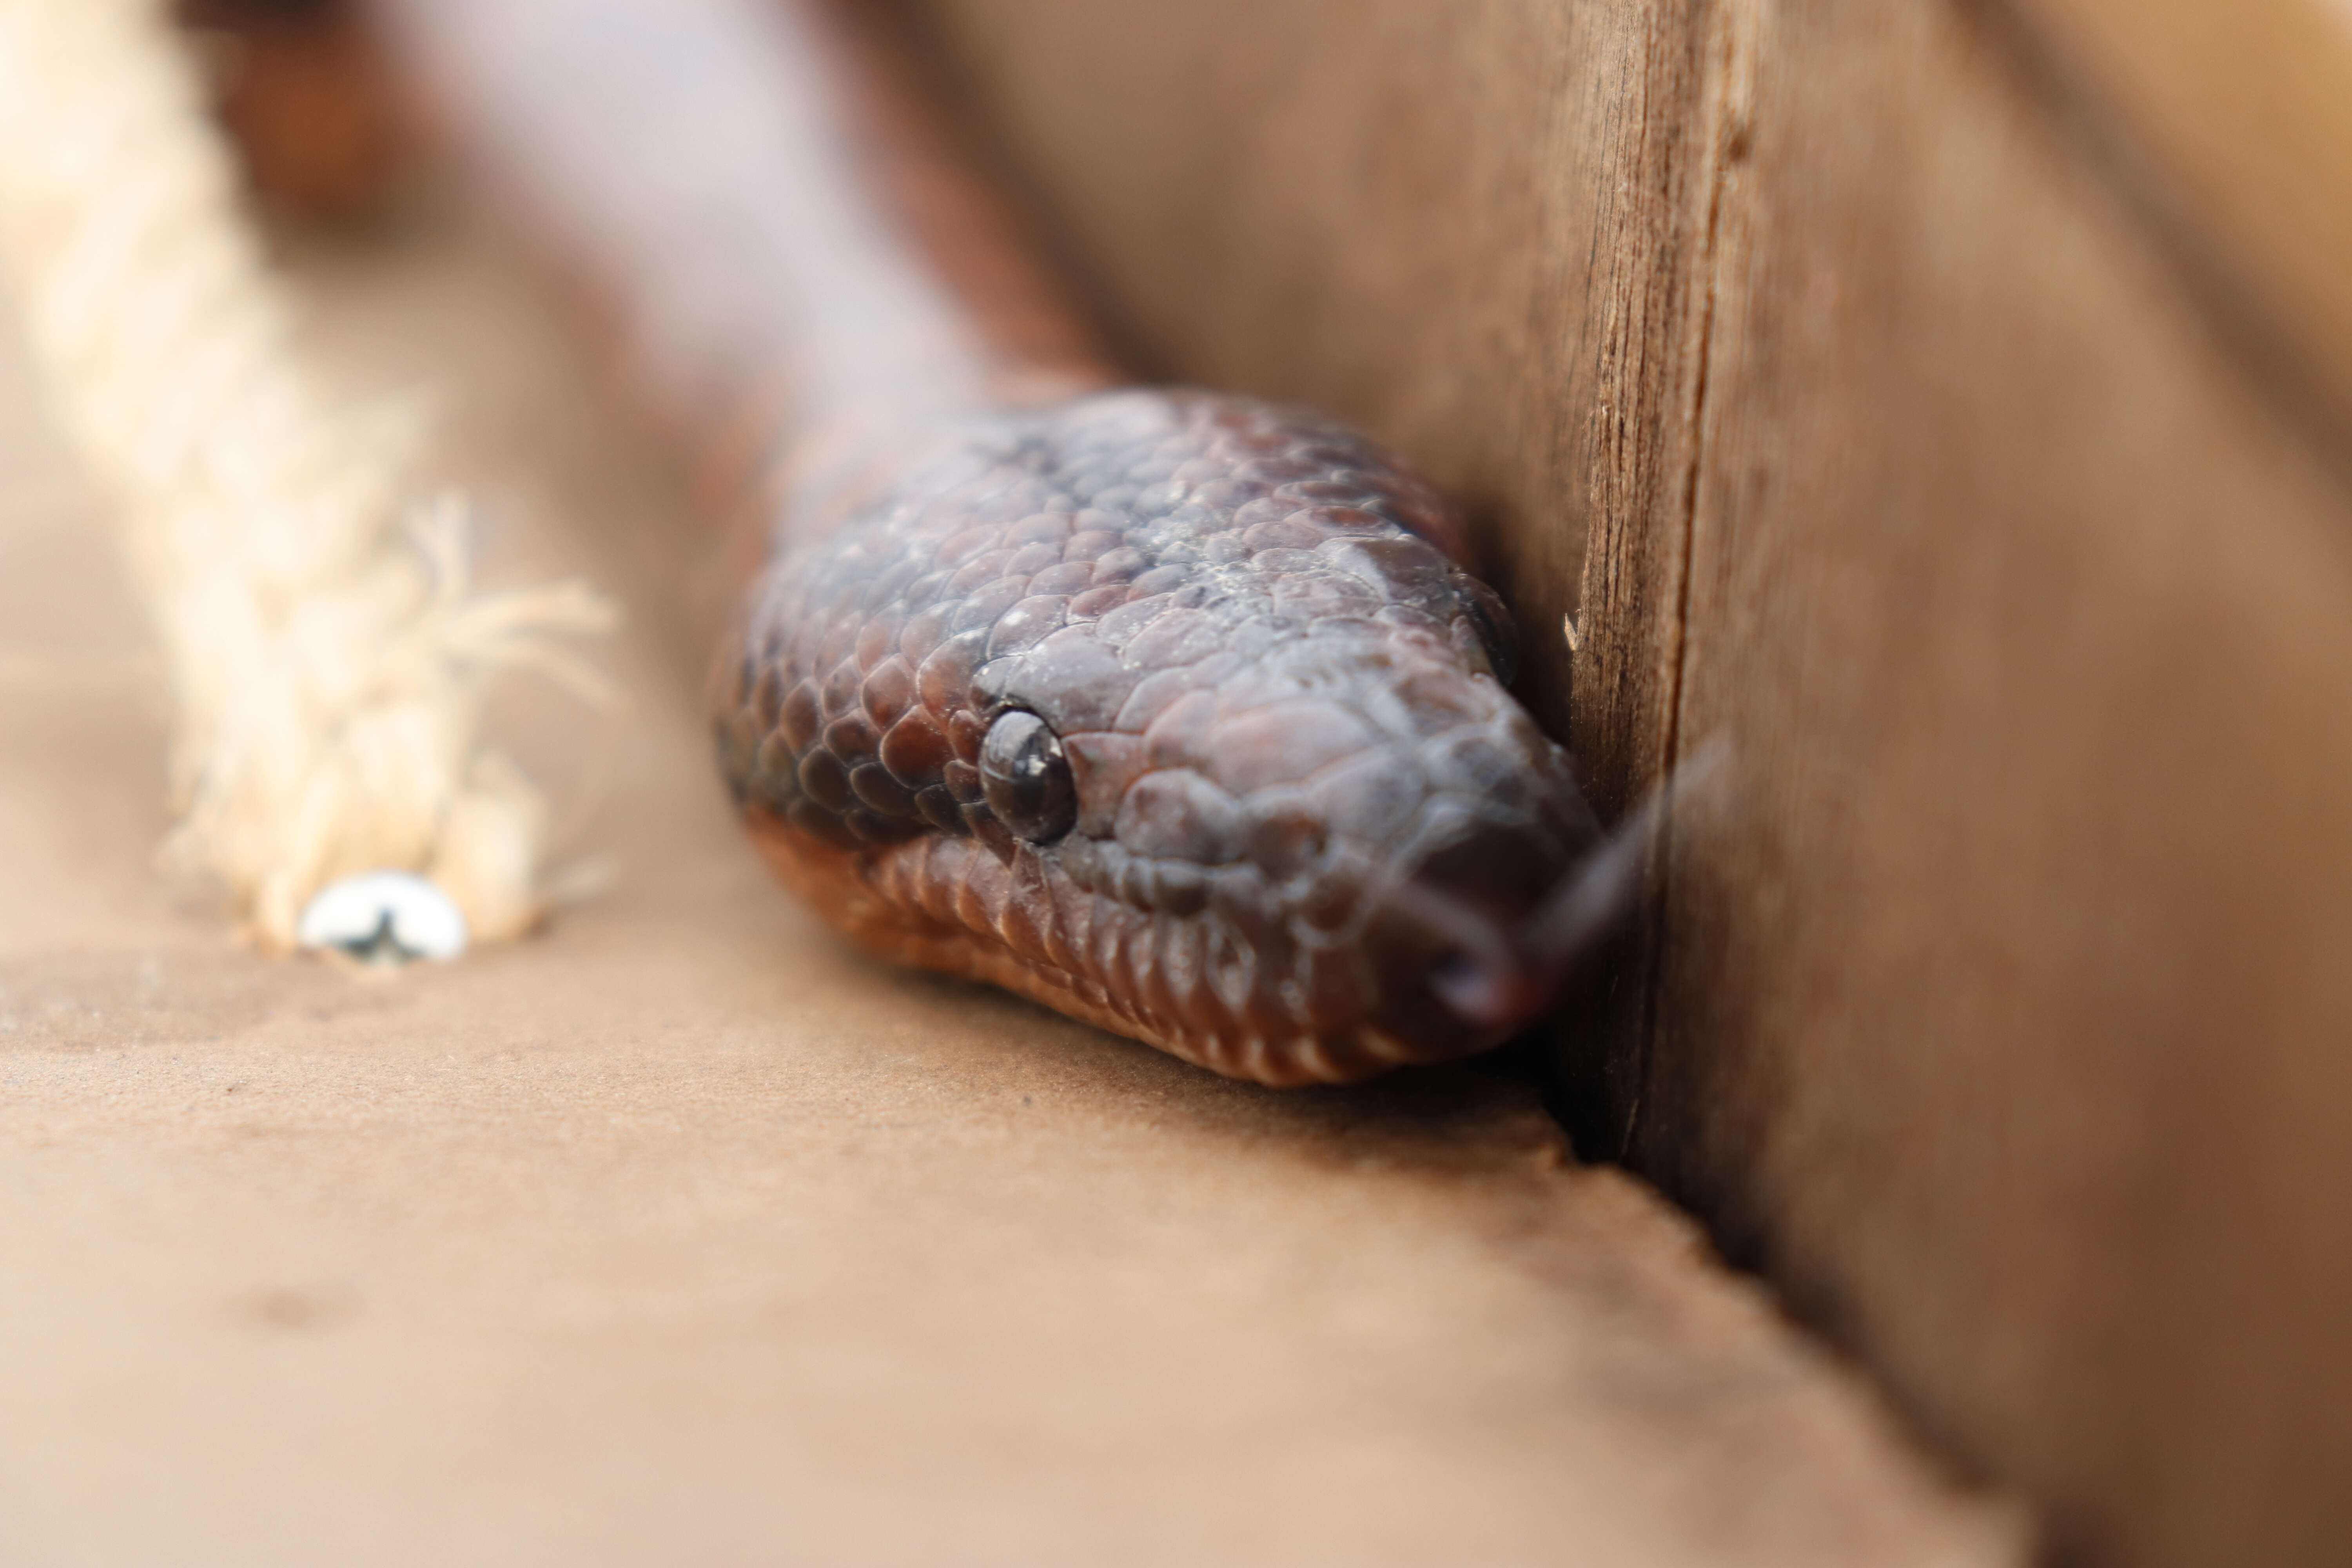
[719,390,1617,1085]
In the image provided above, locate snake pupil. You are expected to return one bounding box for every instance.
[979,709,1077,844]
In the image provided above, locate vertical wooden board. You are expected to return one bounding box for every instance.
[1650,3,2352,1565]
[907,0,1705,818]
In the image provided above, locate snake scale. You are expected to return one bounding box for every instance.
[372,0,1631,1085]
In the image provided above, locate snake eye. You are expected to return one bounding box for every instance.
[979,708,1076,843]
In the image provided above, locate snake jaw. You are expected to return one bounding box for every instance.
[720,388,1611,1084]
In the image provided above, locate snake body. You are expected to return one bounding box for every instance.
[383,0,1622,1084]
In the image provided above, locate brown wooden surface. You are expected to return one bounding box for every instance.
[1653,8,2352,1568]
[911,2,2352,1564]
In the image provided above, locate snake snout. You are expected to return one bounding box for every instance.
[1359,811,1572,1052]
[1362,783,1641,1053]
[1414,902,1546,1034]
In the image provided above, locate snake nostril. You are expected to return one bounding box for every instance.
[1424,943,1527,1030]
[1367,866,1543,1038]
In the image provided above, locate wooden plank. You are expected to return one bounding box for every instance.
[1652,8,2352,1568]
[909,3,2352,1564]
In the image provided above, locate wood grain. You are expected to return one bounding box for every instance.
[1652,8,2352,1568]
[911,2,2352,1564]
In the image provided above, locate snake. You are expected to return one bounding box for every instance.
[364,0,1633,1086]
